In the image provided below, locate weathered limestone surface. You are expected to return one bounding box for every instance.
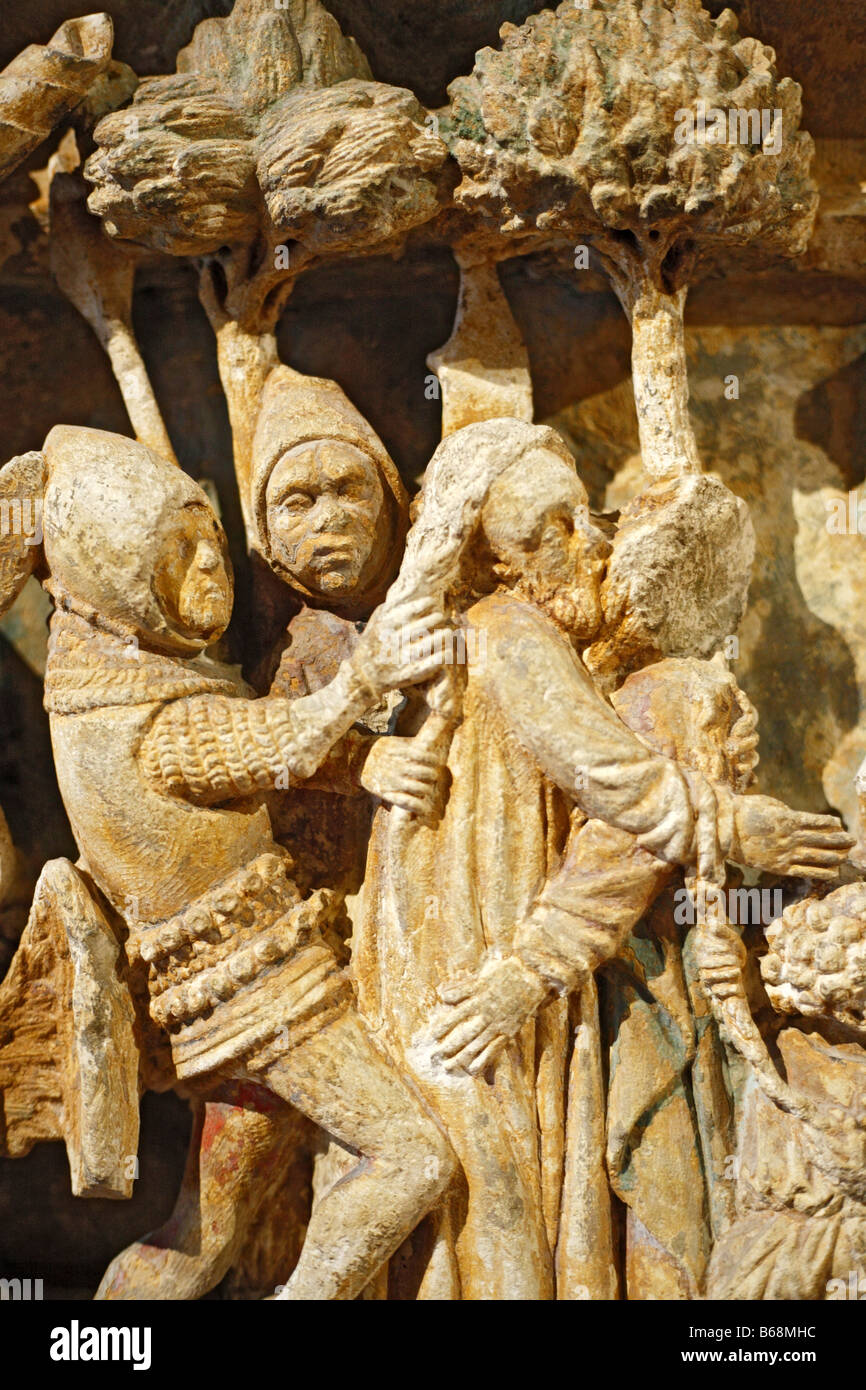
[0,0,863,1302]
[556,322,866,825]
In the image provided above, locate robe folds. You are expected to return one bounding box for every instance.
[353,590,699,1299]
[707,1028,866,1300]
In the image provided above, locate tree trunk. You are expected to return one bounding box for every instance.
[212,319,279,545]
[617,278,701,480]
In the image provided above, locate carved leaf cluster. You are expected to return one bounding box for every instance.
[257,82,446,257]
[442,0,817,275]
[86,78,259,255]
[85,0,449,260]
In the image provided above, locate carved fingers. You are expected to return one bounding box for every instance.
[427,956,548,1076]
[694,922,748,1002]
[432,1015,513,1076]
[732,794,855,879]
[354,595,452,694]
[360,736,442,816]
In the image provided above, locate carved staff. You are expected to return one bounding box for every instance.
[427,253,533,437]
[407,243,541,833]
[377,419,571,842]
[198,262,280,538]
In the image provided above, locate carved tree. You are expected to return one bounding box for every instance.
[83,0,454,535]
[442,0,818,477]
[84,0,452,332]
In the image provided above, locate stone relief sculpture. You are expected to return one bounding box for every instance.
[442,0,817,479]
[1,424,456,1301]
[0,13,113,184]
[704,881,866,1300]
[0,0,863,1304]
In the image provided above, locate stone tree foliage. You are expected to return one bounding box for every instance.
[441,0,818,477]
[85,0,452,331]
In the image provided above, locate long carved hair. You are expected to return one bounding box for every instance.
[382,417,577,817]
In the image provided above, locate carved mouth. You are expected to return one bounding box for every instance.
[308,544,355,566]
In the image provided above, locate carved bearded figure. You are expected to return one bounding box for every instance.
[353,418,852,1300]
[352,418,719,1298]
[1,0,861,1315]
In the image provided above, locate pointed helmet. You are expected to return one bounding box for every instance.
[38,425,228,651]
[250,364,409,609]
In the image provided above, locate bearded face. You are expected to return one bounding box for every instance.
[482,450,610,641]
[153,503,233,645]
[265,439,388,603]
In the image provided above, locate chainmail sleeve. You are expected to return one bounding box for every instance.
[138,662,377,806]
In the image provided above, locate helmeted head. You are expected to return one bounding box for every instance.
[0,426,233,654]
[586,473,756,691]
[250,366,408,617]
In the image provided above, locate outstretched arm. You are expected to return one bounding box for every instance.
[729,794,853,880]
[429,606,852,1074]
[140,596,448,805]
[140,674,372,805]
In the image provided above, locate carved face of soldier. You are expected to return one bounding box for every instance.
[152,503,233,644]
[482,450,610,640]
[265,439,388,601]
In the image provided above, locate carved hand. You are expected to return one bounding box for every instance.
[731,794,854,879]
[360,736,442,818]
[693,920,748,1002]
[428,956,549,1076]
[351,595,451,696]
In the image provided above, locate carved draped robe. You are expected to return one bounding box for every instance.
[353,590,697,1299]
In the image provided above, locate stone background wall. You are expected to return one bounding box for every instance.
[0,0,864,1295]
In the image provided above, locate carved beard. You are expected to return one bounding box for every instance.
[272,530,374,599]
[177,573,230,638]
[513,568,601,642]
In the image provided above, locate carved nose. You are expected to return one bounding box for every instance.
[195,540,220,572]
[314,496,349,531]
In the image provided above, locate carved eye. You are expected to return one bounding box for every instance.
[332,477,365,501]
[280,492,312,510]
[541,512,573,543]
